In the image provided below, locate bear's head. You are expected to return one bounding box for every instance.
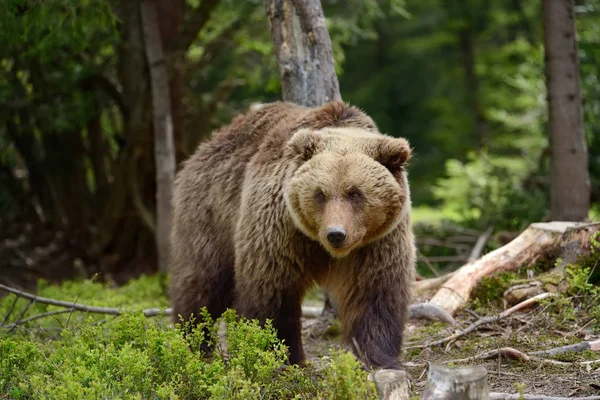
[284,126,412,258]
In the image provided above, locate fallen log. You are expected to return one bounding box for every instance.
[428,222,600,316]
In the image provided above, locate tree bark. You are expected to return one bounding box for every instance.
[368,370,410,400]
[543,0,590,221]
[141,0,176,272]
[266,0,342,107]
[266,0,342,317]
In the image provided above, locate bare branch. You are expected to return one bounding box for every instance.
[529,339,600,357]
[8,299,34,333]
[5,309,74,329]
[0,284,172,319]
[468,225,494,261]
[406,293,555,350]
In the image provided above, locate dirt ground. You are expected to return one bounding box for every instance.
[300,298,600,398]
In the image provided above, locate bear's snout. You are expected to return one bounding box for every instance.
[326,226,347,247]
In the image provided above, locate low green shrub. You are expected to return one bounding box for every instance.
[1,290,378,400]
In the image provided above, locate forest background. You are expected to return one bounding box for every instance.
[0,0,599,289]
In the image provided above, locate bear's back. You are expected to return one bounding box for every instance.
[172,101,379,247]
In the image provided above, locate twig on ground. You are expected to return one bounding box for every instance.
[406,347,600,368]
[406,293,555,350]
[529,339,600,357]
[489,394,600,400]
[0,283,172,321]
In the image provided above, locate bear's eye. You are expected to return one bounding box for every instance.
[315,190,326,203]
[348,189,362,201]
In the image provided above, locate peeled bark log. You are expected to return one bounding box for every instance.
[429,222,600,316]
[141,0,176,272]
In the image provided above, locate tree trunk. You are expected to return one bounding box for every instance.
[543,0,590,221]
[422,365,489,400]
[266,0,341,107]
[141,0,176,273]
[266,0,342,317]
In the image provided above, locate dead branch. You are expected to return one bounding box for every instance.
[408,303,456,325]
[529,339,600,357]
[7,299,34,333]
[408,346,600,368]
[0,284,171,319]
[429,222,600,315]
[406,293,555,350]
[490,394,600,400]
[5,309,74,329]
[417,249,441,277]
[412,272,456,294]
[468,226,494,261]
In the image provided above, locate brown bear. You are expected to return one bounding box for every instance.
[169,101,416,369]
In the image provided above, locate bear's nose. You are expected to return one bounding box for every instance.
[326,226,347,247]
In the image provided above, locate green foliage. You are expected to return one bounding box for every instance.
[0,277,378,399]
[540,234,600,331]
[430,150,549,231]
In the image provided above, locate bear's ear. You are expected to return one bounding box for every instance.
[287,129,323,161]
[376,138,412,172]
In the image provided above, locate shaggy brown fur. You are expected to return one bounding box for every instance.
[170,101,416,369]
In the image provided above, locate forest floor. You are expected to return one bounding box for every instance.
[301,290,600,398]
[2,216,599,398]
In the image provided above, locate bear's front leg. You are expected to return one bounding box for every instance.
[233,246,307,365]
[334,234,414,369]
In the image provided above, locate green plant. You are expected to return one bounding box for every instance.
[0,279,379,399]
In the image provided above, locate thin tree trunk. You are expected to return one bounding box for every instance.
[266,0,341,107]
[543,0,590,221]
[141,0,176,272]
[266,0,341,316]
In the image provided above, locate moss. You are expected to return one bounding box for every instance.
[472,271,519,308]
